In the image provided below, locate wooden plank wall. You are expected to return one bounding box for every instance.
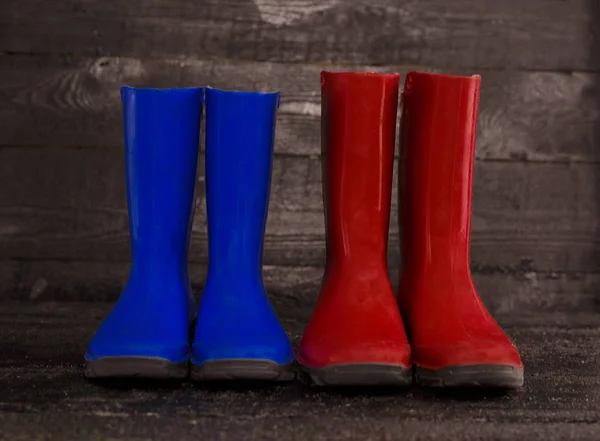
[0,0,599,315]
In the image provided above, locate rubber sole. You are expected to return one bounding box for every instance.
[297,362,412,387]
[190,359,294,382]
[415,364,524,388]
[84,356,188,380]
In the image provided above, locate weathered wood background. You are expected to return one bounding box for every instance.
[1,0,599,315]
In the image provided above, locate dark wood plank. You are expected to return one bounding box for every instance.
[1,260,599,314]
[0,261,322,313]
[0,147,599,272]
[0,0,596,71]
[2,55,599,162]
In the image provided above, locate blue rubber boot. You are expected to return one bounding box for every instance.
[84,86,203,379]
[191,88,294,381]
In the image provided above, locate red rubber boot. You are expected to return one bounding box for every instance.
[398,72,524,388]
[297,71,412,386]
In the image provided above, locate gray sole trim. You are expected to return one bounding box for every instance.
[415,364,524,388]
[297,362,412,387]
[84,356,188,380]
[190,359,294,382]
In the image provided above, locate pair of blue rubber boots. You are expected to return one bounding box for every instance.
[84,87,294,381]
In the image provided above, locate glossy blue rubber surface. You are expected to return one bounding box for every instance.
[85,86,203,364]
[191,88,294,366]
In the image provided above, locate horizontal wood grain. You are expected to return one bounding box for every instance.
[1,55,599,161]
[0,0,596,71]
[0,260,322,312]
[1,260,598,315]
[0,147,598,272]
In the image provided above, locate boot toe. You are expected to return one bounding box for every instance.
[86,296,191,364]
[193,286,294,366]
[413,339,523,371]
[297,340,412,369]
[191,338,294,366]
[191,313,294,366]
[86,335,190,364]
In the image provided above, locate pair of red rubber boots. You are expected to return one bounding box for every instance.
[297,71,524,388]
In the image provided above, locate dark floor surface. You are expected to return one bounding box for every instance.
[1,302,600,440]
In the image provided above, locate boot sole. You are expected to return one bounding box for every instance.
[190,359,294,382]
[415,364,524,388]
[297,362,412,387]
[84,356,188,380]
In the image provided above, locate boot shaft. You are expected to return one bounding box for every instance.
[320,71,399,267]
[204,88,279,280]
[399,72,481,276]
[121,87,203,270]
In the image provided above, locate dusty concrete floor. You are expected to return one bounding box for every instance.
[1,302,600,440]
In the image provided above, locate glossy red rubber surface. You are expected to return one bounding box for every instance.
[297,71,411,370]
[398,72,523,371]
